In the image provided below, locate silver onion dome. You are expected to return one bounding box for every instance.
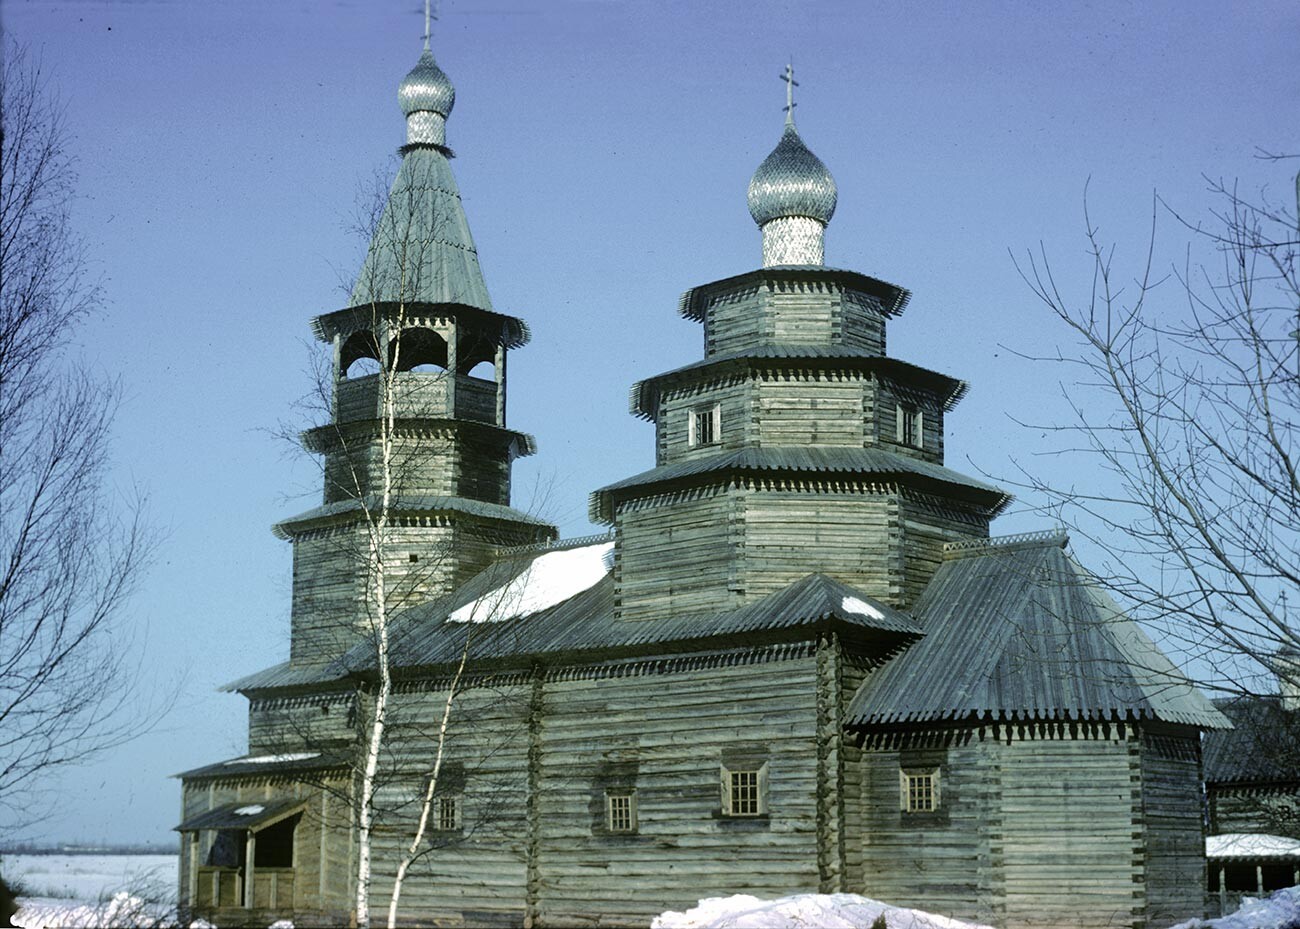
[399,49,455,118]
[747,121,837,226]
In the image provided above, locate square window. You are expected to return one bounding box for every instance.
[436,795,460,831]
[689,404,721,447]
[606,792,636,833]
[901,769,939,813]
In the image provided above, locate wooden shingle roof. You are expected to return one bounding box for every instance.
[847,532,1228,730]
[225,549,921,694]
[1204,696,1300,786]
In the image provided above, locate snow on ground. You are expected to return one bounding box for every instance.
[653,893,995,929]
[3,854,177,929]
[3,854,177,905]
[450,541,613,623]
[1171,886,1300,929]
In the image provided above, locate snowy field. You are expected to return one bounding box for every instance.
[4,854,1298,929]
[3,854,177,928]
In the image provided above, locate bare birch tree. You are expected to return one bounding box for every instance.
[0,42,150,826]
[1010,162,1299,701]
[291,159,549,926]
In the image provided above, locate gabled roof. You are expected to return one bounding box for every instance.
[630,347,968,421]
[678,266,911,322]
[589,446,1009,523]
[348,146,493,312]
[1204,696,1300,786]
[847,532,1228,730]
[226,540,920,694]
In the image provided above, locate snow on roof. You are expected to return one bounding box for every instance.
[1207,833,1300,859]
[234,804,266,816]
[653,893,995,929]
[222,751,319,766]
[841,595,885,621]
[449,541,614,624]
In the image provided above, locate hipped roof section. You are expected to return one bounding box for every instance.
[848,532,1228,730]
[589,447,1010,523]
[631,347,969,421]
[678,266,911,322]
[1204,696,1300,785]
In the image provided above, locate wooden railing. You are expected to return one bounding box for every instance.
[194,866,295,910]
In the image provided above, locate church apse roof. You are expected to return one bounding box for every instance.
[847,531,1228,730]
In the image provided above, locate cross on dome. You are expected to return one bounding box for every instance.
[782,61,798,124]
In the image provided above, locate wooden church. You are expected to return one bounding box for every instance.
[176,41,1228,929]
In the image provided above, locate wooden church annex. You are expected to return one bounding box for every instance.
[175,40,1228,929]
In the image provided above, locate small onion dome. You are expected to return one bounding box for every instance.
[399,49,455,118]
[747,121,837,227]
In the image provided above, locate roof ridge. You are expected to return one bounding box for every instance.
[493,532,614,558]
[943,529,1068,560]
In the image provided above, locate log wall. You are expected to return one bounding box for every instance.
[1139,731,1208,928]
[700,279,886,358]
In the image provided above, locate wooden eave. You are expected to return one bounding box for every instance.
[678,266,911,323]
[311,301,530,349]
[272,494,557,541]
[300,417,538,459]
[588,447,1010,523]
[630,349,969,421]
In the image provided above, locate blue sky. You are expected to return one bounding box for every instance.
[4,0,1295,844]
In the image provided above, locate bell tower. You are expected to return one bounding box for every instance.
[278,44,556,666]
[594,67,1007,623]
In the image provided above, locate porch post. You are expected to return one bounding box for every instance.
[244,831,257,908]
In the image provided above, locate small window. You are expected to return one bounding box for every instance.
[721,762,768,817]
[896,403,922,448]
[408,553,420,564]
[900,768,940,813]
[689,403,721,447]
[605,791,637,833]
[436,795,461,832]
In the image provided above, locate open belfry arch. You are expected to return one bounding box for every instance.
[177,43,1227,929]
